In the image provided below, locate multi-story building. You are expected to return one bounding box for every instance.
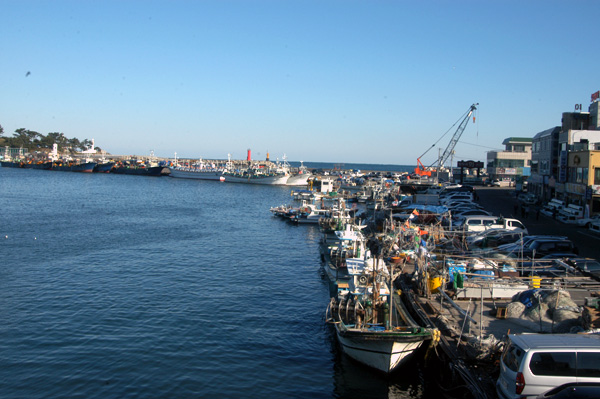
[486,137,532,187]
[528,127,560,202]
[529,92,600,214]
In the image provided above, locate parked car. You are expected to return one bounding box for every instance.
[497,235,569,253]
[518,193,538,205]
[467,229,523,249]
[499,237,578,259]
[576,214,600,228]
[564,257,600,281]
[452,209,492,219]
[447,203,485,211]
[517,256,582,278]
[497,334,600,399]
[535,382,600,398]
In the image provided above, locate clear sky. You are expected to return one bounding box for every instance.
[1,0,598,165]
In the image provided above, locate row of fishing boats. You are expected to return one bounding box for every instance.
[272,179,600,398]
[169,156,311,186]
[0,157,172,175]
[272,194,439,374]
[1,155,312,185]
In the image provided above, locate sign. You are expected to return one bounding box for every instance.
[457,160,484,168]
[592,91,600,102]
[559,150,567,183]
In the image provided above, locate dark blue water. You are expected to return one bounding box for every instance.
[0,167,426,399]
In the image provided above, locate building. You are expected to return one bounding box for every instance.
[528,127,560,202]
[486,137,532,187]
[530,91,600,214]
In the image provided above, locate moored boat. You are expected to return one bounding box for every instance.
[286,161,312,186]
[112,164,170,176]
[71,162,96,173]
[0,161,23,168]
[221,166,288,185]
[93,162,115,173]
[326,259,434,373]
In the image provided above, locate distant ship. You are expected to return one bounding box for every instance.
[169,159,226,181]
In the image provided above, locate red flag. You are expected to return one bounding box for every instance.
[592,91,600,102]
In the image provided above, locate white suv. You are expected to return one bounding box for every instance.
[497,334,600,398]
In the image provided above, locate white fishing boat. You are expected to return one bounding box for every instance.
[169,156,226,181]
[320,224,374,284]
[326,260,433,373]
[170,166,225,181]
[286,161,312,186]
[221,155,289,185]
[289,202,331,224]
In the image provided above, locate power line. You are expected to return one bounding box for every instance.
[457,141,503,151]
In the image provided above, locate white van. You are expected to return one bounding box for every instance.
[540,199,565,217]
[457,215,528,234]
[558,204,584,219]
[497,333,600,399]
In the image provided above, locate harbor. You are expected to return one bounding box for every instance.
[270,178,600,398]
[4,162,600,398]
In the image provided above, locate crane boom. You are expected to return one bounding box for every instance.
[437,103,478,168]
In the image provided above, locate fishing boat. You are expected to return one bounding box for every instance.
[289,202,331,224]
[50,158,96,172]
[320,224,374,285]
[170,166,224,181]
[71,160,97,173]
[169,159,226,181]
[221,165,289,185]
[93,162,115,173]
[286,161,312,186]
[0,160,23,168]
[326,259,434,373]
[112,164,170,176]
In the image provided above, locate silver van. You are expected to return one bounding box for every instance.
[497,333,600,399]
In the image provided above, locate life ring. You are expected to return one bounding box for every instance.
[358,275,368,285]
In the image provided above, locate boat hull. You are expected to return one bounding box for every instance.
[93,162,115,173]
[0,161,23,168]
[221,173,289,185]
[335,326,425,373]
[71,162,96,173]
[112,166,170,176]
[286,174,310,186]
[170,168,224,180]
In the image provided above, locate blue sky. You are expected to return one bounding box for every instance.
[1,1,598,165]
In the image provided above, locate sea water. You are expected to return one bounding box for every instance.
[0,167,428,399]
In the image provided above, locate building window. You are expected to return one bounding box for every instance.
[595,168,600,185]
